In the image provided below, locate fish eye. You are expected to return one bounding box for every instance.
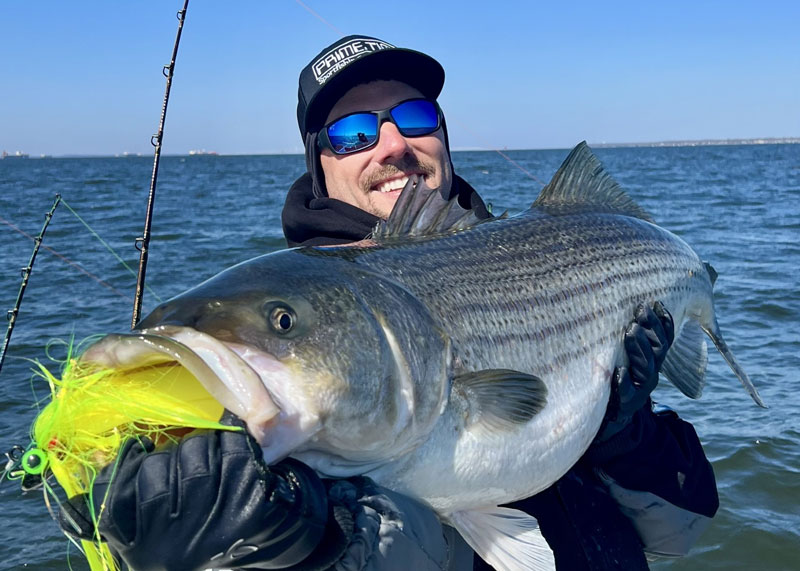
[269,306,296,334]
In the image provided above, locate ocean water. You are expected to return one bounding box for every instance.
[0,144,797,570]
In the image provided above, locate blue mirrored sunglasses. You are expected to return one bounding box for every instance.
[318,98,442,155]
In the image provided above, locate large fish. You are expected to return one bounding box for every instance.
[78,142,764,570]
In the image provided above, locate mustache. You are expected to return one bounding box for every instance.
[362,156,437,191]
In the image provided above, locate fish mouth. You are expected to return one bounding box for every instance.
[79,325,281,443]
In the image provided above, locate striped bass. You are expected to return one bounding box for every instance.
[81,142,764,570]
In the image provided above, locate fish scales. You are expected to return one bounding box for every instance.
[293,209,711,512]
[67,143,763,570]
[348,212,703,381]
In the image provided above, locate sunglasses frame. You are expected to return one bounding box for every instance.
[317,98,442,155]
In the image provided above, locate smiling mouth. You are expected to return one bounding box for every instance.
[372,174,423,194]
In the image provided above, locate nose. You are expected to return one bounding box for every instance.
[371,121,412,163]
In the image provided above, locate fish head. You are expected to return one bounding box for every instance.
[82,249,452,473]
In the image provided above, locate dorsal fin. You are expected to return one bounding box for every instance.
[373,175,486,241]
[533,141,654,222]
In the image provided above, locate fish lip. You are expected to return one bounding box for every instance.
[79,325,281,442]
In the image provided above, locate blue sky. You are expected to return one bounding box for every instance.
[1,1,797,156]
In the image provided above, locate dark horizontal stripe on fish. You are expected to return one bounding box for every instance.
[444,263,689,319]
[389,241,696,297]
[452,329,619,377]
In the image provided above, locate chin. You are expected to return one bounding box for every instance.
[369,193,401,220]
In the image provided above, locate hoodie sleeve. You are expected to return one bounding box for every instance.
[285,477,473,571]
[585,405,719,557]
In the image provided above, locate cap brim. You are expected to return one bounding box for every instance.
[304,48,445,134]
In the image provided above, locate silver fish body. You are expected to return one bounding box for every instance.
[81,143,763,570]
[342,207,712,509]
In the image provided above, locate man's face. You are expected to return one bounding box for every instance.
[319,80,452,220]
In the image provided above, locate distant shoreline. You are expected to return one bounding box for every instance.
[3,138,798,159]
[588,137,800,148]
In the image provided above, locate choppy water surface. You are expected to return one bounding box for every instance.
[0,144,797,570]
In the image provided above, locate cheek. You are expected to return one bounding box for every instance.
[320,153,364,193]
[414,137,450,183]
[416,133,447,164]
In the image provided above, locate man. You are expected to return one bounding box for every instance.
[59,36,718,570]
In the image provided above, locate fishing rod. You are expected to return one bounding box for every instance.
[132,0,190,329]
[0,194,61,375]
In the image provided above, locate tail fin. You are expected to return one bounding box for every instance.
[702,320,767,408]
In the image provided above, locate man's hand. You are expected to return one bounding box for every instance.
[58,423,331,571]
[596,301,675,442]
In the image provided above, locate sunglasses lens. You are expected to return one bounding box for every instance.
[326,113,378,154]
[391,100,440,136]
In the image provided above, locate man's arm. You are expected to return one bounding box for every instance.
[585,303,719,557]
[587,401,719,558]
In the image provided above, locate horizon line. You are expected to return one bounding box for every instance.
[3,137,798,159]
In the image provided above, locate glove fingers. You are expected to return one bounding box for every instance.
[59,494,99,541]
[634,303,668,352]
[624,321,656,388]
[139,430,222,519]
[633,301,675,367]
[611,367,648,420]
[95,437,156,545]
[614,366,638,407]
[652,300,675,346]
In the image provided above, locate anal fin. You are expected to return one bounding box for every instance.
[450,506,555,571]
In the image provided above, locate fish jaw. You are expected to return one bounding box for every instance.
[219,340,326,464]
[79,327,321,453]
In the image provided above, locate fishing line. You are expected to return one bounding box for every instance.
[0,195,61,375]
[132,0,190,329]
[0,215,132,302]
[60,199,161,303]
[447,118,547,187]
[294,0,344,35]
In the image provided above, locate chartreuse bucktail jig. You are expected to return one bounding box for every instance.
[2,442,47,491]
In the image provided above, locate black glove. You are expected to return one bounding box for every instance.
[57,421,344,571]
[596,301,675,442]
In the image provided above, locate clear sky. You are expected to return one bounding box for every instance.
[1,1,798,156]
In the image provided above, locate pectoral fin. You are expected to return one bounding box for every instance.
[453,369,547,434]
[450,506,555,571]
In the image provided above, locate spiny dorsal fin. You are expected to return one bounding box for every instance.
[452,369,547,435]
[533,141,654,222]
[373,175,486,241]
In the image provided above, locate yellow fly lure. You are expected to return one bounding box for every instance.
[24,343,235,570]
